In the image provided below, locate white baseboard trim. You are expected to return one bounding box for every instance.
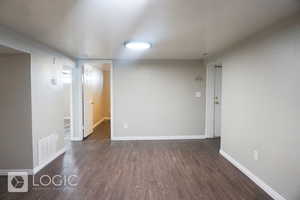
[70,137,83,141]
[93,118,105,129]
[0,169,34,175]
[219,149,286,200]
[111,135,206,141]
[33,148,66,175]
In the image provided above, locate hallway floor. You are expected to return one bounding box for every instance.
[0,122,272,200]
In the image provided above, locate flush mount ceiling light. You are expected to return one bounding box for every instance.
[124,41,152,50]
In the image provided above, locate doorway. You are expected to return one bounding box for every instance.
[213,65,222,138]
[62,66,73,142]
[82,62,112,140]
[205,64,222,139]
[0,45,33,171]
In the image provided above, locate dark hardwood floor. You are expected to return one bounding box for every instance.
[0,121,272,200]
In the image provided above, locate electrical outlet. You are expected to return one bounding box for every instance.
[123,123,128,129]
[253,150,259,161]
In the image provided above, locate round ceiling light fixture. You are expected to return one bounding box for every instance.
[124,41,152,50]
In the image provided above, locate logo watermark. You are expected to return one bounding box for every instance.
[32,174,79,188]
[8,172,78,193]
[8,172,28,193]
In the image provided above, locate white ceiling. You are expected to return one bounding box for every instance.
[0,0,299,59]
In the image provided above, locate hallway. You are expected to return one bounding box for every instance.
[86,120,111,141]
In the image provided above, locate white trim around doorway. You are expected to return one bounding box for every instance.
[74,59,114,141]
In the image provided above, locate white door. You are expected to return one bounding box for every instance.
[213,66,222,137]
[83,64,94,137]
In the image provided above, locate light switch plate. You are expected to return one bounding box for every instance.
[50,78,57,85]
[195,91,201,98]
[253,150,259,161]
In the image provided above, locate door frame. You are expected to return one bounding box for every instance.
[62,65,75,140]
[73,59,114,141]
[205,63,222,138]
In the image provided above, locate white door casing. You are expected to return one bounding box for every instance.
[71,60,113,141]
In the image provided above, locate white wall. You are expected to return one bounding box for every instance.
[0,25,75,168]
[63,67,72,119]
[0,54,33,169]
[208,16,300,200]
[112,60,206,139]
[63,83,71,118]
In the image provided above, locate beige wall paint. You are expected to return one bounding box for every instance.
[112,60,206,138]
[92,68,105,125]
[91,67,110,125]
[103,71,111,118]
[0,54,33,169]
[208,17,300,200]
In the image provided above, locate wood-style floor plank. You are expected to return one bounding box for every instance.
[0,121,272,200]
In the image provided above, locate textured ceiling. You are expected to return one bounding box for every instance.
[0,0,299,59]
